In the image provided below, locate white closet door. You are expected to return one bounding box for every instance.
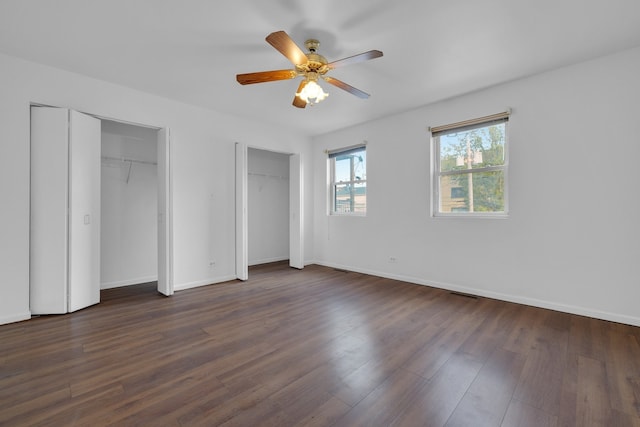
[30,107,70,314]
[289,153,304,269]
[68,110,101,312]
[30,107,100,314]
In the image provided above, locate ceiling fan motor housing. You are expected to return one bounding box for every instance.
[296,39,329,75]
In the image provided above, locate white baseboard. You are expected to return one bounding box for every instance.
[0,311,31,326]
[174,274,238,292]
[101,275,158,290]
[313,261,640,328]
[248,256,288,266]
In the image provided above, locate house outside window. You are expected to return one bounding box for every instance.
[432,112,509,217]
[329,145,366,215]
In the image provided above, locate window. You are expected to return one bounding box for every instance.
[329,145,366,214]
[432,112,509,216]
[450,187,465,199]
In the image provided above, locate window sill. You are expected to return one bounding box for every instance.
[432,212,508,219]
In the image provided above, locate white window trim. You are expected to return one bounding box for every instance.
[431,113,510,218]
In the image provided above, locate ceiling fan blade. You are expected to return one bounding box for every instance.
[327,50,383,69]
[293,80,308,108]
[266,31,308,66]
[236,69,297,85]
[324,77,370,99]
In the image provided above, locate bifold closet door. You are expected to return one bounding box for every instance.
[30,107,101,314]
[30,107,70,314]
[67,110,101,312]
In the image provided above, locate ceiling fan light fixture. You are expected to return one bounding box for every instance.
[296,79,328,105]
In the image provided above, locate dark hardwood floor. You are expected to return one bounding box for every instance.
[1,262,639,426]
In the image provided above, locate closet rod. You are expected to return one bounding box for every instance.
[101,155,157,166]
[248,172,289,180]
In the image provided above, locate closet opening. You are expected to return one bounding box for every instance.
[247,148,291,269]
[29,106,173,316]
[235,143,303,281]
[100,120,159,292]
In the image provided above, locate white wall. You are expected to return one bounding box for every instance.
[312,47,640,326]
[248,148,289,266]
[0,52,313,325]
[101,120,158,288]
[3,46,638,326]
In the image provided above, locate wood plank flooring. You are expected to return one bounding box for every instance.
[1,262,639,426]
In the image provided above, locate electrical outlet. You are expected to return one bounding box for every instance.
[388,257,397,263]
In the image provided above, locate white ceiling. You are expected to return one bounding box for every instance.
[2,1,640,137]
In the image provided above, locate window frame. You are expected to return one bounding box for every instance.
[431,113,509,218]
[328,144,367,216]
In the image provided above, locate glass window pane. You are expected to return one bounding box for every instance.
[353,182,366,213]
[439,175,468,212]
[334,149,366,182]
[334,183,351,213]
[439,123,505,172]
[439,171,504,213]
[334,182,366,214]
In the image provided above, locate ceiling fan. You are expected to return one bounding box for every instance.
[236,30,383,108]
